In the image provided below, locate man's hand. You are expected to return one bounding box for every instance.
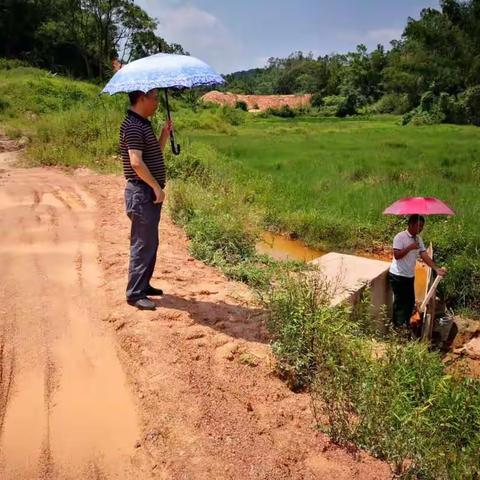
[435,267,447,277]
[159,120,173,151]
[409,239,420,250]
[162,120,173,136]
[153,186,165,204]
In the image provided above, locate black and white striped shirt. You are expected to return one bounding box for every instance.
[120,110,166,188]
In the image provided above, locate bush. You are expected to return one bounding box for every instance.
[0,58,29,70]
[463,85,480,126]
[187,213,256,265]
[371,93,411,115]
[164,141,212,184]
[402,91,446,126]
[235,100,248,111]
[267,275,352,390]
[311,93,324,108]
[442,254,480,311]
[265,105,297,118]
[221,105,246,125]
[315,95,345,116]
[403,87,480,127]
[336,93,358,117]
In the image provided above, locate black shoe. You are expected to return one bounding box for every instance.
[127,297,156,310]
[146,285,164,296]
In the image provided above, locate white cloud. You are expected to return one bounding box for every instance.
[136,1,245,73]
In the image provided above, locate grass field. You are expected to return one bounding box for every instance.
[188,116,479,249]
[184,115,480,311]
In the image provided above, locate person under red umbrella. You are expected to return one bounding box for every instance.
[384,197,454,329]
[388,214,448,329]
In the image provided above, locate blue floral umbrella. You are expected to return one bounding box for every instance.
[102,53,224,155]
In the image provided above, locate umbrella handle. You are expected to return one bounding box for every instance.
[170,131,181,155]
[164,89,181,156]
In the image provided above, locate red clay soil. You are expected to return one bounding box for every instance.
[201,90,312,111]
[0,140,392,479]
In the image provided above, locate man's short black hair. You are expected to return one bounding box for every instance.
[128,91,145,106]
[408,214,425,225]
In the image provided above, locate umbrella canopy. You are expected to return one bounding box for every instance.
[101,53,224,94]
[101,53,224,155]
[383,197,455,216]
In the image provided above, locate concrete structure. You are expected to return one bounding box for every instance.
[309,253,392,329]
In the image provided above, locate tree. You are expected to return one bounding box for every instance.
[0,0,186,79]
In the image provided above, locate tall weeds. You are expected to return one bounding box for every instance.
[267,276,480,479]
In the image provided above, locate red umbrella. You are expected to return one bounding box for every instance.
[383,197,455,216]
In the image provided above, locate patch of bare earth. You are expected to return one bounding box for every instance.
[201,91,312,112]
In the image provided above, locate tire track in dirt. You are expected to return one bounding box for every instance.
[0,323,15,436]
[0,151,147,479]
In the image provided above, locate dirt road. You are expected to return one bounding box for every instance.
[0,143,391,479]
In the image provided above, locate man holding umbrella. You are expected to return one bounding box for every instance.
[121,89,172,310]
[388,214,447,328]
[102,53,224,310]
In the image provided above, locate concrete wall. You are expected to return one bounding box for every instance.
[309,253,392,330]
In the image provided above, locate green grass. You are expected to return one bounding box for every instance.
[1,63,478,311]
[0,64,126,172]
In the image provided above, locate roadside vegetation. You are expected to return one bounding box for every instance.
[2,62,480,479]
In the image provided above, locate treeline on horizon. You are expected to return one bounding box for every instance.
[223,0,480,126]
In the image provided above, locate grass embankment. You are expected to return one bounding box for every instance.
[2,64,480,478]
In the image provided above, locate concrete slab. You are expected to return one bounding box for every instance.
[309,253,392,326]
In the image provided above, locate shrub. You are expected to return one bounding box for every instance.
[164,141,212,184]
[311,93,324,108]
[371,93,411,115]
[267,275,352,391]
[265,105,297,118]
[403,87,480,127]
[235,100,248,111]
[187,213,256,265]
[221,105,246,125]
[0,58,29,70]
[402,91,446,126]
[268,276,480,479]
[336,93,358,117]
[463,85,480,126]
[441,254,480,311]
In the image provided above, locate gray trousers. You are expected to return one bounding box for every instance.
[124,181,162,301]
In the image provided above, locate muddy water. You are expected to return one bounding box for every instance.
[0,156,140,479]
[256,232,325,262]
[257,232,429,301]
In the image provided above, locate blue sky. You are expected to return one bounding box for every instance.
[135,0,440,74]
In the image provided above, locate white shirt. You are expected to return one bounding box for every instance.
[389,230,426,278]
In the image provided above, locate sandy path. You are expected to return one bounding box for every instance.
[0,140,392,479]
[0,151,145,479]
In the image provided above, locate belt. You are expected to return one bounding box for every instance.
[127,178,148,185]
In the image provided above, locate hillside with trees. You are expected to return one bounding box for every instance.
[223,0,480,125]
